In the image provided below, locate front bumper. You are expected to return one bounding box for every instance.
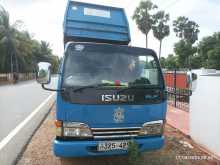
[53,136,164,157]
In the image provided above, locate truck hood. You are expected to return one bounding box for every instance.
[56,95,167,128]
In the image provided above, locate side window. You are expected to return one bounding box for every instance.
[139,56,159,85]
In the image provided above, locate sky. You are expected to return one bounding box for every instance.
[1,0,220,57]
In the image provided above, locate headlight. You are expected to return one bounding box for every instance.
[139,120,164,136]
[63,122,93,138]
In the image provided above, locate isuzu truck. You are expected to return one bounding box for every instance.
[37,1,167,157]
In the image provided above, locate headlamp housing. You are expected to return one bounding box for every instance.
[62,122,93,138]
[139,120,164,136]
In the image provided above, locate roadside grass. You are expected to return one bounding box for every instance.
[128,140,143,165]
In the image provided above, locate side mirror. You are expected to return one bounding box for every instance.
[187,71,198,93]
[36,62,51,84]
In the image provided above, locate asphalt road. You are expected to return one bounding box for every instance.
[0,78,57,141]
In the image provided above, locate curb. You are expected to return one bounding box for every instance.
[0,93,56,165]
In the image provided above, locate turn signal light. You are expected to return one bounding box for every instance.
[55,120,63,137]
[55,120,62,128]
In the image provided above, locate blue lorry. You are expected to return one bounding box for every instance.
[37,1,167,157]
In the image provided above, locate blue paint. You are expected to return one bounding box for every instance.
[54,136,165,157]
[64,1,130,44]
[56,93,167,128]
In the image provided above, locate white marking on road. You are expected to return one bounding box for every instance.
[0,93,55,151]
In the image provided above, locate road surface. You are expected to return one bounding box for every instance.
[0,78,57,141]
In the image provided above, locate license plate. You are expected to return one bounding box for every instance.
[97,141,129,151]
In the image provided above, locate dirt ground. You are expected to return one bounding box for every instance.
[16,106,220,165]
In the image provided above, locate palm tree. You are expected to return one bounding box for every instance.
[152,11,170,59]
[40,41,52,55]
[37,41,53,63]
[16,30,35,72]
[132,0,158,48]
[0,5,19,73]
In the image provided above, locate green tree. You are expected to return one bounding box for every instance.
[152,11,170,59]
[40,41,52,55]
[132,0,158,48]
[0,5,19,73]
[49,55,60,74]
[0,6,63,74]
[15,30,34,72]
[174,40,197,68]
[206,45,220,69]
[188,55,202,69]
[165,54,178,70]
[173,16,199,68]
[198,32,220,69]
[159,57,166,68]
[173,16,199,44]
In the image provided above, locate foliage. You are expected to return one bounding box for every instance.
[159,57,166,68]
[206,45,220,69]
[164,54,178,69]
[132,1,170,59]
[0,5,19,73]
[132,1,220,70]
[162,32,220,70]
[50,55,60,73]
[161,35,220,70]
[188,55,202,69]
[173,17,199,69]
[197,32,220,69]
[152,11,170,59]
[173,16,199,44]
[132,0,158,48]
[0,5,59,73]
[128,140,143,165]
[174,40,197,68]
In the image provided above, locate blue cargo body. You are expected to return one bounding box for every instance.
[64,1,131,45]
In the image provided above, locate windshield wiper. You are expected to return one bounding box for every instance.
[116,84,160,94]
[72,83,122,92]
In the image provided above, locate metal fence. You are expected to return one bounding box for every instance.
[164,70,191,111]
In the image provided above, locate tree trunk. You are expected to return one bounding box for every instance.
[159,40,162,60]
[10,51,13,74]
[14,52,19,73]
[145,34,148,48]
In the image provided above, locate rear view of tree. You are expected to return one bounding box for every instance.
[173,16,199,68]
[174,40,197,68]
[173,16,199,44]
[132,0,158,48]
[0,6,19,73]
[152,11,170,59]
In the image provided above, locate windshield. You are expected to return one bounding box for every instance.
[62,43,162,88]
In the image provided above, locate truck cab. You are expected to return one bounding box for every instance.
[37,1,167,157]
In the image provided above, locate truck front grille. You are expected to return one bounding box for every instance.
[91,127,141,139]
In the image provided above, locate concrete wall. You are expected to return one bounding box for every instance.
[190,70,220,157]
